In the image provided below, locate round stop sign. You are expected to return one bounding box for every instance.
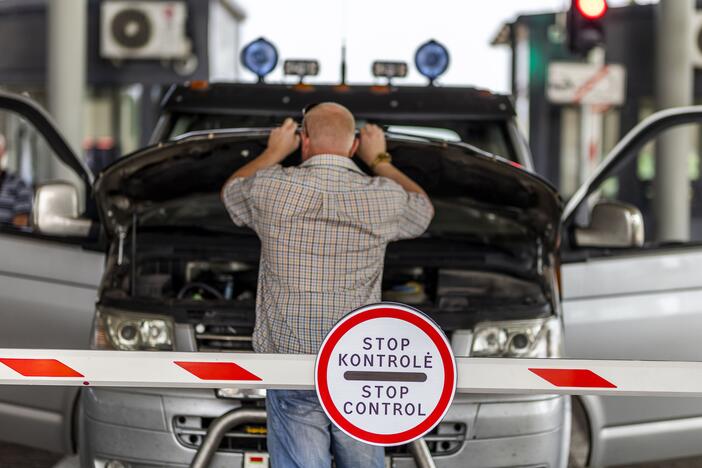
[315,303,457,446]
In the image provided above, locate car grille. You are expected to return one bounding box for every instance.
[195,323,254,351]
[386,422,467,457]
[174,414,466,457]
[174,412,267,452]
[195,326,253,351]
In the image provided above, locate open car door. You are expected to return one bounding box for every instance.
[0,92,104,453]
[560,107,702,466]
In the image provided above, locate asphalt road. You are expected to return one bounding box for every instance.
[618,461,702,468]
[2,441,702,468]
[0,442,61,468]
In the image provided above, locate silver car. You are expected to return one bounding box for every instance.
[0,88,698,467]
[1,86,570,467]
[80,115,569,466]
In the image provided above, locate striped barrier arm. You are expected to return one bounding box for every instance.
[1,349,701,397]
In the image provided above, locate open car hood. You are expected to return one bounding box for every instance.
[94,130,562,250]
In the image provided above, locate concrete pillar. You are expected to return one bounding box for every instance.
[47,0,87,185]
[655,0,694,242]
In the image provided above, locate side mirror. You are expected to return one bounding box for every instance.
[32,182,93,237]
[574,200,644,248]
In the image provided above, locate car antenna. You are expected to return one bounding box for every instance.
[340,42,347,86]
[336,0,350,90]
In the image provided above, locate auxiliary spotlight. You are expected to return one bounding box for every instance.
[284,59,320,83]
[414,39,450,85]
[240,37,279,82]
[372,61,408,85]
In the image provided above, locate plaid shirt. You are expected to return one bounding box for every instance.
[0,171,33,225]
[222,154,434,354]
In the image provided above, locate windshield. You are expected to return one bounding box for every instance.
[166,113,516,162]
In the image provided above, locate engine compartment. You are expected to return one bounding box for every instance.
[100,232,552,352]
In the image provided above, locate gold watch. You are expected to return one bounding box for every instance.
[370,152,392,169]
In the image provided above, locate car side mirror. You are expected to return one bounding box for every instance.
[32,182,93,237]
[574,200,644,248]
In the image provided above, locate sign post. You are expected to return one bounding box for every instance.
[314,303,457,446]
[547,62,626,106]
[547,60,627,185]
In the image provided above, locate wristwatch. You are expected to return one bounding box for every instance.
[370,152,392,169]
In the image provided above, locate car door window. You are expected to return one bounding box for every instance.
[567,120,702,255]
[0,108,88,235]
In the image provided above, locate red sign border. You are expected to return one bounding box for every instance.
[315,303,457,446]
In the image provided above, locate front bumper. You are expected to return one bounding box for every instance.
[80,388,569,468]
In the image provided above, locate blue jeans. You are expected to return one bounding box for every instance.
[266,390,385,468]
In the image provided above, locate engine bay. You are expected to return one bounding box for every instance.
[100,232,552,352]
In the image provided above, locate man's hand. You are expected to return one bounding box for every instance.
[266,118,300,162]
[358,123,428,197]
[357,124,387,167]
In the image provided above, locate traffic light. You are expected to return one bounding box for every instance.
[567,0,608,56]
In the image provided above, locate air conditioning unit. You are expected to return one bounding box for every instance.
[101,1,192,60]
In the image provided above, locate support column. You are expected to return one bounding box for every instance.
[47,0,87,184]
[655,0,694,242]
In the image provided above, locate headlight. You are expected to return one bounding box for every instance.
[470,317,562,358]
[93,308,175,351]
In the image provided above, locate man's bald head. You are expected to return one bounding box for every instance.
[301,102,357,159]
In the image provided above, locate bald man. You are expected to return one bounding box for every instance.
[222,103,434,468]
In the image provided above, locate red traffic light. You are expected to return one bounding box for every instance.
[576,0,607,20]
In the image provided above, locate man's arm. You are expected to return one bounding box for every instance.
[357,124,429,198]
[358,124,434,241]
[220,118,300,198]
[371,162,427,196]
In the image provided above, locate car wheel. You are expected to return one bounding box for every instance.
[568,397,591,468]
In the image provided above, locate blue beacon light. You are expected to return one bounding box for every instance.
[414,39,450,85]
[241,37,279,82]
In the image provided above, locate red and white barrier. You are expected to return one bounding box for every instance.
[2,348,702,397]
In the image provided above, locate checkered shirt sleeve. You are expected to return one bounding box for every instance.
[390,191,434,241]
[222,175,258,229]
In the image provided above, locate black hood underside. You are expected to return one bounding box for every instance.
[94,132,562,250]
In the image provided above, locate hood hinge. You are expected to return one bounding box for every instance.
[535,238,544,275]
[116,226,127,266]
